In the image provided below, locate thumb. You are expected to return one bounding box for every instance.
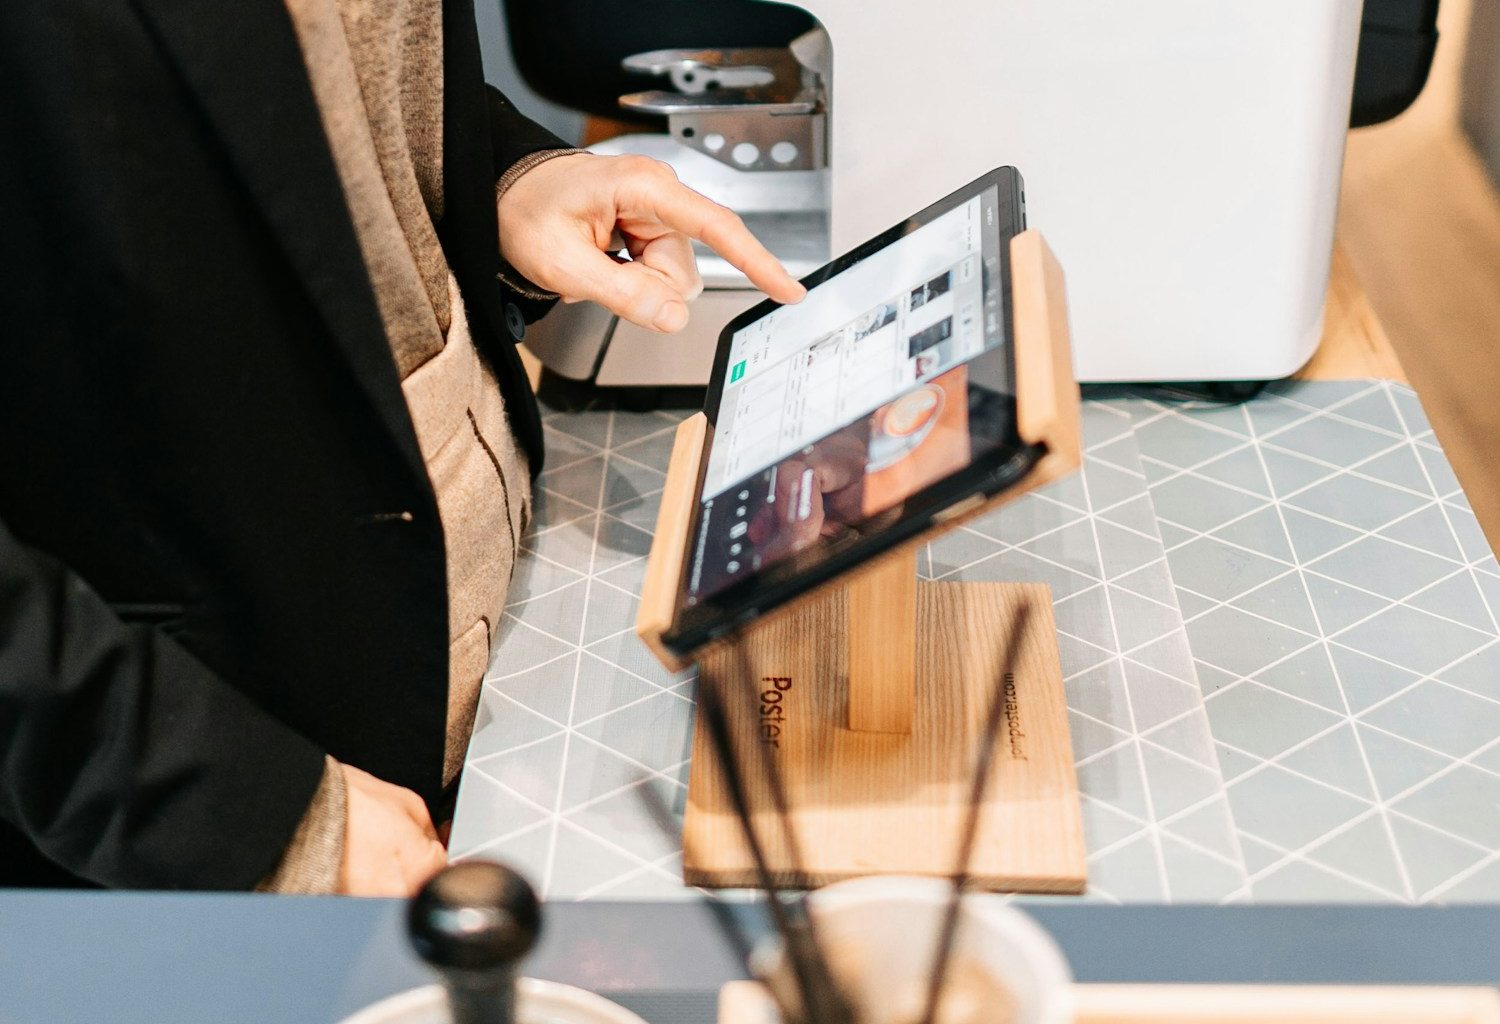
[558,245,690,333]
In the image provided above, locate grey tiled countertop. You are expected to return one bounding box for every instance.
[451,380,1500,905]
[1133,382,1500,902]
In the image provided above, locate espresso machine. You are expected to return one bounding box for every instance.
[516,1,1424,391]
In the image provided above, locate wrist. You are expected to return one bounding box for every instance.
[495,149,589,299]
[256,755,348,894]
[496,148,589,207]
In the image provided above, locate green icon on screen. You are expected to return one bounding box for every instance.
[730,360,747,383]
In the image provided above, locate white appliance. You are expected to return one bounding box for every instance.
[524,1,1363,387]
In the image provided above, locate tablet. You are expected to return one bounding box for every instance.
[662,166,1043,655]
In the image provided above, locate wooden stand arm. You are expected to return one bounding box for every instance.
[637,413,709,674]
[1013,230,1081,487]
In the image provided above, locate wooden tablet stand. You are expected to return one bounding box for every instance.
[637,232,1087,892]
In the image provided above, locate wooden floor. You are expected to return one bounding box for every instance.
[1297,244,1408,384]
[1334,0,1500,555]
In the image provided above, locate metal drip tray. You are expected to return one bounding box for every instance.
[695,210,829,287]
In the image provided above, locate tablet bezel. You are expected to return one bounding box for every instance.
[663,166,1038,655]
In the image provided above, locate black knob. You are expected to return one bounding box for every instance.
[407,861,543,1024]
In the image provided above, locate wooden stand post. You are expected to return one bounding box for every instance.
[845,549,917,734]
[637,231,1087,892]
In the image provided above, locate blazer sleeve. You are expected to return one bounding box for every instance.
[0,517,328,889]
[486,85,572,184]
[485,85,580,323]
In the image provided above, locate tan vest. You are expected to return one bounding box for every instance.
[283,0,529,783]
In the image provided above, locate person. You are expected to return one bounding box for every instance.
[0,0,804,894]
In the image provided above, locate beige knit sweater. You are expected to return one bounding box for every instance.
[259,0,568,893]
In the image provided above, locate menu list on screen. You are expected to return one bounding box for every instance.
[688,187,1008,606]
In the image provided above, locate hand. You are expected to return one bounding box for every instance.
[497,152,806,333]
[338,763,448,898]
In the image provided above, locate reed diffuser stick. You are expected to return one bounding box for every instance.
[697,646,855,1024]
[917,603,1034,1024]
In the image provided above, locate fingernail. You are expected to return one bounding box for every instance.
[653,301,688,332]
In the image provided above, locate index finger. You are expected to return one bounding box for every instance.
[629,180,806,304]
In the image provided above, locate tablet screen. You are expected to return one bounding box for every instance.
[681,171,1027,620]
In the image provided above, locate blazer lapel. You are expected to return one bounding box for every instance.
[126,0,427,482]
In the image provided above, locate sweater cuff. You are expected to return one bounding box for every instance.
[495,148,588,301]
[257,755,347,894]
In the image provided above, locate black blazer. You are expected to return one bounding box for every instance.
[0,0,565,888]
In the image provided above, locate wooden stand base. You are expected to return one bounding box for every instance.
[682,576,1086,892]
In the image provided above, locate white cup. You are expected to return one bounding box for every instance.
[338,977,649,1024]
[753,875,1073,1024]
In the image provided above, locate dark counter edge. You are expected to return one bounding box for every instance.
[2,894,1499,1024]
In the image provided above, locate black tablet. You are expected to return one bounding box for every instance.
[662,166,1044,655]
